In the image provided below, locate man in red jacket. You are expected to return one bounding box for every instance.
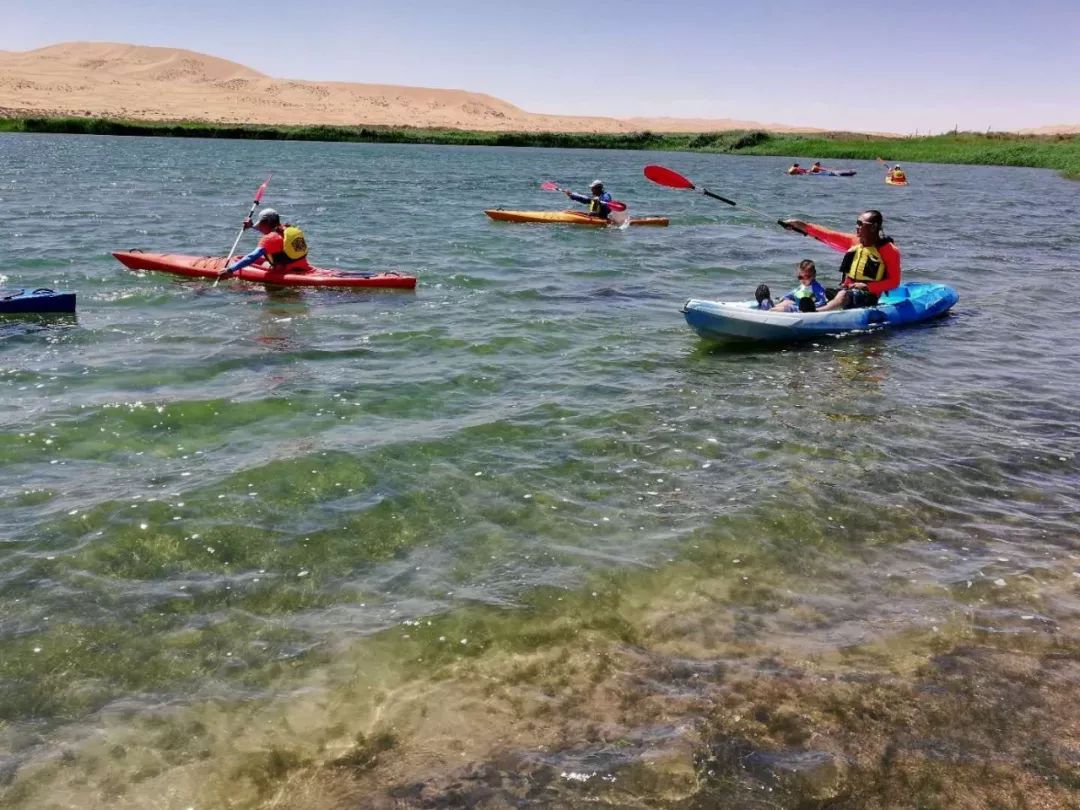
[779,209,900,311]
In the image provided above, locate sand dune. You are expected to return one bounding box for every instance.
[0,41,819,133]
[1018,124,1080,135]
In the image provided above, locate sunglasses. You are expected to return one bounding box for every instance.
[797,274,813,280]
[856,220,877,228]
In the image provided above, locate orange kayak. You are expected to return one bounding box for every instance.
[484,209,669,227]
[885,177,909,186]
[113,252,417,289]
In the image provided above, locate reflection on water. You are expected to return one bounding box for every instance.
[257,287,309,352]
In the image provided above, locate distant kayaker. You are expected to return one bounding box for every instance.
[565,180,612,219]
[779,210,901,311]
[887,164,907,183]
[787,163,807,175]
[770,260,828,312]
[218,208,312,277]
[809,162,824,174]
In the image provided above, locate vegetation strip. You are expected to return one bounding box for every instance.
[3,116,1078,179]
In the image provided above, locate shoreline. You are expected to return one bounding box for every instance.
[3,116,1078,179]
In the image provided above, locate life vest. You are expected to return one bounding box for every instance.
[588,195,610,217]
[788,167,806,175]
[268,225,308,266]
[890,170,907,182]
[839,239,892,284]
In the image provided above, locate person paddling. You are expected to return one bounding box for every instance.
[779,210,901,311]
[787,163,807,175]
[218,208,312,277]
[564,180,613,220]
[887,164,907,183]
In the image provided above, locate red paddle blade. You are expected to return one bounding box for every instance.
[253,174,273,203]
[644,164,695,190]
[607,200,628,212]
[540,181,559,191]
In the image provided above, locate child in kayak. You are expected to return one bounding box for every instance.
[772,260,828,312]
[219,208,312,276]
[564,180,612,219]
[779,210,901,310]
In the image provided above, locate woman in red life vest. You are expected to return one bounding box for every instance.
[218,208,312,277]
[779,209,900,311]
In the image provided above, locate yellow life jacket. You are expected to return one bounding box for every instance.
[267,225,309,267]
[839,243,887,283]
[281,225,308,260]
[891,170,907,182]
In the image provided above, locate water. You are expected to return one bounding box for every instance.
[1,134,1078,808]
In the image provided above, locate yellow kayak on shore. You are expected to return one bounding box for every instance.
[485,209,669,227]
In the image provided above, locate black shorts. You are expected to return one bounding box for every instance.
[832,287,878,309]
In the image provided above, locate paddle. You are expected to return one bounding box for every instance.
[643,164,775,221]
[540,181,628,212]
[213,174,272,287]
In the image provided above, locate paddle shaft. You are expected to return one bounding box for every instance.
[643,164,773,222]
[214,175,272,287]
[699,187,773,221]
[542,183,627,212]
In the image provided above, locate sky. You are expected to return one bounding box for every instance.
[3,0,1078,133]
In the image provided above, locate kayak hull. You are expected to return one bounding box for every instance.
[885,177,909,186]
[485,209,669,227]
[808,170,856,177]
[0,288,76,314]
[113,252,416,289]
[682,282,958,343]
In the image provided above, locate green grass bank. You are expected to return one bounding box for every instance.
[3,116,1078,179]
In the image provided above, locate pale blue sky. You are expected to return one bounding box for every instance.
[4,0,1077,132]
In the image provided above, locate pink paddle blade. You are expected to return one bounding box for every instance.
[540,181,560,191]
[253,173,273,203]
[644,164,695,190]
[607,200,628,212]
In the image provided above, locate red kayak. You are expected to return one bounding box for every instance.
[113,251,417,289]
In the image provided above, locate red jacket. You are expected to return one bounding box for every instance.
[802,223,901,296]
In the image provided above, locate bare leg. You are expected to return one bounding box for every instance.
[817,289,848,312]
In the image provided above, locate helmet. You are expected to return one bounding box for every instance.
[893,164,902,169]
[589,179,603,190]
[255,208,280,226]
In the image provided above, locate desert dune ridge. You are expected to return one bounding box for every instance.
[0,41,821,134]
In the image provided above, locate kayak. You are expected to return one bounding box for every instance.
[0,288,76,314]
[113,252,417,289]
[885,176,909,186]
[484,209,669,227]
[681,282,958,343]
[807,170,856,177]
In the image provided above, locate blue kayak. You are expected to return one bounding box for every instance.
[682,282,958,342]
[0,288,77,314]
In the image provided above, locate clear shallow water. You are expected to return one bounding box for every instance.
[1,134,1078,805]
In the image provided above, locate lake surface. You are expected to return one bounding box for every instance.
[1,134,1078,808]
